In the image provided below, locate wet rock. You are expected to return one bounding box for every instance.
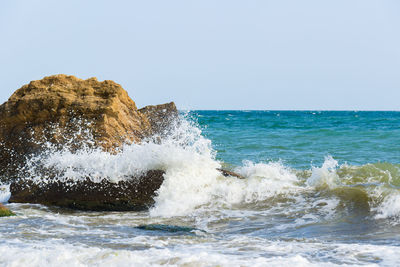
[0,203,15,217]
[9,170,165,211]
[136,224,203,233]
[139,102,179,136]
[0,74,179,210]
[0,74,177,181]
[217,168,245,179]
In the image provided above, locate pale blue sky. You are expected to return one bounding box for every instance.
[1,0,399,110]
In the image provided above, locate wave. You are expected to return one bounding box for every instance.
[0,184,10,203]
[2,114,400,223]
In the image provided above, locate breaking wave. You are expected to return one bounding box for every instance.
[2,115,400,223]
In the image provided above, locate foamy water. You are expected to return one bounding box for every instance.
[1,111,400,266]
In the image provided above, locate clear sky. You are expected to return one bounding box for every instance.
[0,0,399,110]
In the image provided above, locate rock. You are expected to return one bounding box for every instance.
[139,102,179,136]
[1,74,152,146]
[136,224,202,233]
[0,203,15,217]
[9,170,165,211]
[217,168,245,179]
[0,74,177,182]
[0,74,178,211]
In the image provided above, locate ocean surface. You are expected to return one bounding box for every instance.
[1,110,400,266]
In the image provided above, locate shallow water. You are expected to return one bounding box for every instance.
[1,111,400,266]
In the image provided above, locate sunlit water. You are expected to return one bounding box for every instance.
[1,111,400,266]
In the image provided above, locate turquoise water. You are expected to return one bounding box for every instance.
[195,111,400,168]
[2,111,400,266]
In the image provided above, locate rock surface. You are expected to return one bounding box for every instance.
[0,74,176,182]
[139,102,179,136]
[9,170,165,211]
[0,74,177,210]
[217,168,245,179]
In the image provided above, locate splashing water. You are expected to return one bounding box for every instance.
[3,113,400,221]
[0,184,10,203]
[2,111,400,266]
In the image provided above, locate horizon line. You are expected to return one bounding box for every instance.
[178,109,400,112]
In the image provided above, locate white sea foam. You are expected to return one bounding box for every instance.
[0,184,10,203]
[306,156,340,188]
[374,193,400,221]
[0,241,314,267]
[23,116,215,183]
[151,160,304,217]
[1,236,399,267]
[18,115,306,217]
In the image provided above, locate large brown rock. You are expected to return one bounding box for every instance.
[0,74,177,182]
[0,74,178,210]
[0,74,151,150]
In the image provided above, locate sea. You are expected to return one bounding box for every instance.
[1,110,400,266]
